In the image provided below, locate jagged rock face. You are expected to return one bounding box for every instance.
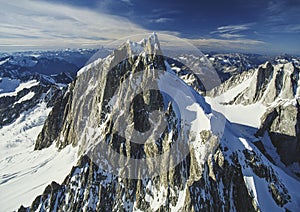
[60,37,166,151]
[21,146,257,212]
[256,101,300,168]
[21,35,300,211]
[226,62,299,105]
[208,57,300,177]
[22,140,296,211]
[35,83,74,150]
[207,58,300,181]
[188,148,257,212]
[36,34,168,151]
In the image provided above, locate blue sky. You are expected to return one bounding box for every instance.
[0,0,299,54]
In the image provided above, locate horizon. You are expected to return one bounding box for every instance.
[1,45,300,58]
[1,0,300,55]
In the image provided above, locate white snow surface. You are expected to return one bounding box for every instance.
[77,58,103,76]
[0,102,51,156]
[170,186,188,212]
[0,80,39,98]
[15,91,35,105]
[0,58,10,65]
[0,145,78,212]
[244,176,259,206]
[222,123,300,212]
[0,102,78,212]
[144,181,168,211]
[207,100,266,128]
[158,63,212,133]
[206,72,266,128]
[239,137,253,151]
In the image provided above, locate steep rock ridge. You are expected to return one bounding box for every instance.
[227,62,299,105]
[256,100,300,175]
[20,35,300,211]
[211,60,300,174]
[35,83,74,150]
[38,34,214,152]
[36,33,167,151]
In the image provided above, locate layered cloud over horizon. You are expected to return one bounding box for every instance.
[0,0,299,54]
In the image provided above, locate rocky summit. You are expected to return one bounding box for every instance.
[1,34,298,212]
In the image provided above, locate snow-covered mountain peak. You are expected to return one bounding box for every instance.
[35,34,225,180]
[2,38,300,211]
[123,32,161,57]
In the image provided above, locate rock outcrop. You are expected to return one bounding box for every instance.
[256,100,300,174]
[226,62,299,105]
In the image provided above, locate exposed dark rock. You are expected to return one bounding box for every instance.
[256,102,300,167]
[34,84,74,150]
[223,62,299,105]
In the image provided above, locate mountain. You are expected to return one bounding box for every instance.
[204,53,265,81]
[0,50,92,211]
[0,48,109,78]
[9,34,299,212]
[0,48,111,130]
[207,57,300,177]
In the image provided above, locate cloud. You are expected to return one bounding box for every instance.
[212,23,253,34]
[265,0,300,27]
[189,38,264,46]
[152,18,173,23]
[219,33,244,39]
[210,23,254,41]
[0,0,274,54]
[186,37,266,53]
[287,25,300,32]
[0,0,147,50]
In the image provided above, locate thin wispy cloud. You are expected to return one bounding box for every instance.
[152,18,173,23]
[287,25,300,33]
[219,34,244,39]
[210,23,254,42]
[189,38,268,52]
[0,0,147,50]
[188,38,265,49]
[266,0,300,26]
[212,23,253,34]
[147,9,179,25]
